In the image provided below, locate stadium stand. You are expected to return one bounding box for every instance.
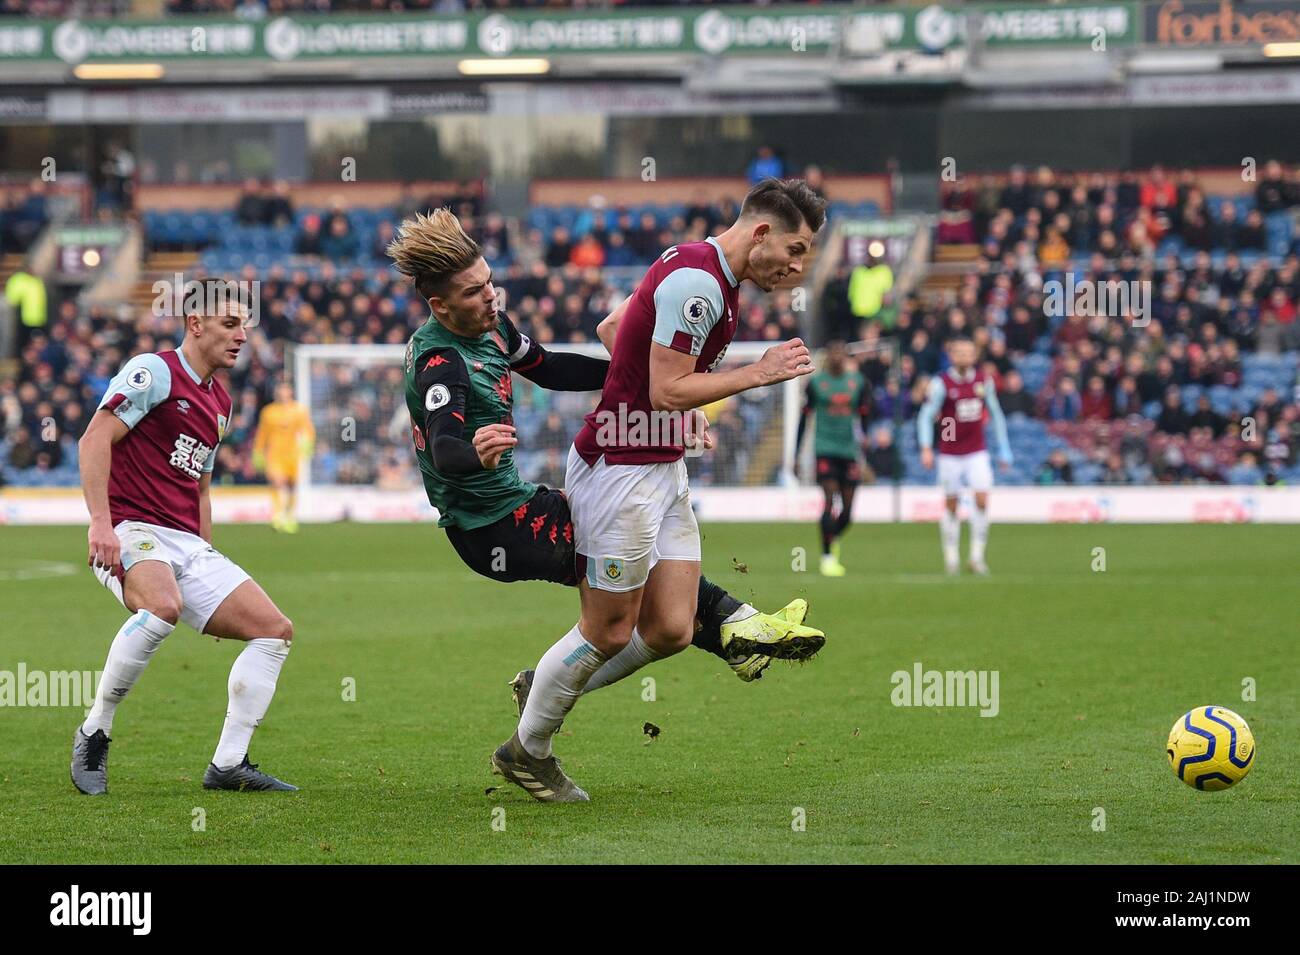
[904,164,1300,487]
[3,164,1298,490]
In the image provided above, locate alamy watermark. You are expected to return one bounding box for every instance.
[891,661,1000,717]
[0,664,102,708]
[1043,273,1150,328]
[592,404,712,457]
[49,885,151,935]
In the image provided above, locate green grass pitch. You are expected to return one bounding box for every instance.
[1,521,1296,864]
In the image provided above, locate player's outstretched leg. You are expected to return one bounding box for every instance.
[73,561,179,795]
[200,580,297,792]
[694,578,825,668]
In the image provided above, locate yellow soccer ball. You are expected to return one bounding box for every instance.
[1167,706,1255,791]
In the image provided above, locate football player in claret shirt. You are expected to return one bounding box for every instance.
[73,288,296,795]
[493,179,828,801]
[795,340,871,577]
[916,337,1013,575]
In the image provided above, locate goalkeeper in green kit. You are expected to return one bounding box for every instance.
[391,209,826,684]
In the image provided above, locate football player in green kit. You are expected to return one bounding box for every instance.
[796,340,871,576]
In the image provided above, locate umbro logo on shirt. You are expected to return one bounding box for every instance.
[176,400,190,414]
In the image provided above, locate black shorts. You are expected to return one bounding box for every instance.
[815,455,861,486]
[445,487,578,586]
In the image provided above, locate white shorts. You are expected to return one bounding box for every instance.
[93,520,251,634]
[937,450,994,496]
[565,445,701,593]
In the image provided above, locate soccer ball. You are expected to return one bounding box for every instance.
[1167,706,1255,791]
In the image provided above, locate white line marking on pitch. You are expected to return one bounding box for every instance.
[0,560,80,582]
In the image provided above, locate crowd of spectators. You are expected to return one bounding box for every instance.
[7,159,1300,490]
[1,240,791,487]
[897,163,1300,486]
[218,185,804,345]
[938,162,1299,261]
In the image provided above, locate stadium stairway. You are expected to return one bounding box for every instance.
[921,244,979,295]
[0,252,26,289]
[743,413,787,485]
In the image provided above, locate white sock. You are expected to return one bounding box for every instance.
[518,624,606,759]
[212,638,290,770]
[583,628,665,695]
[970,507,989,564]
[82,610,174,737]
[940,509,961,566]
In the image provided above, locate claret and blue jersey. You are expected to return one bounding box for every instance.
[97,349,231,537]
[917,367,1012,463]
[574,236,741,466]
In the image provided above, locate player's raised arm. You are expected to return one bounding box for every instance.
[646,257,812,411]
[650,337,812,412]
[500,311,609,392]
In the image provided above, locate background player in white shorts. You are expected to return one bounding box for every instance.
[72,288,297,795]
[492,179,828,801]
[917,337,1013,576]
